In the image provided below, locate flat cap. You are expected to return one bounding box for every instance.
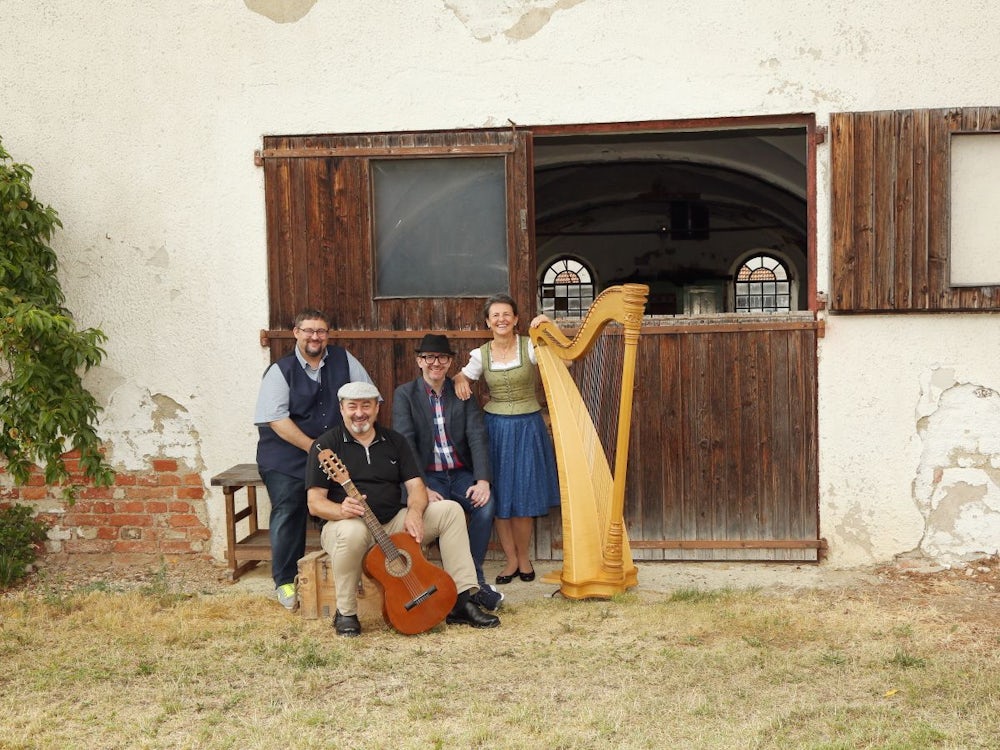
[337,381,382,400]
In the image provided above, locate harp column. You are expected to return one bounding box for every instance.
[603,284,647,580]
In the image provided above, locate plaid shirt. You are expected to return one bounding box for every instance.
[425,384,465,472]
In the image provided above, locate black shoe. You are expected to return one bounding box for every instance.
[472,584,504,612]
[333,610,361,637]
[519,567,535,582]
[495,570,518,585]
[446,599,500,629]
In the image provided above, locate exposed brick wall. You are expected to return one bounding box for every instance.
[0,452,211,559]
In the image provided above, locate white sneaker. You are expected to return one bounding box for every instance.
[276,583,296,610]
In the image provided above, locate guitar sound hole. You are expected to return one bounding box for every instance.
[383,549,413,578]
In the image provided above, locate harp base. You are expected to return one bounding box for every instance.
[544,564,640,601]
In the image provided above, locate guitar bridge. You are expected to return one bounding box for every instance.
[403,585,438,611]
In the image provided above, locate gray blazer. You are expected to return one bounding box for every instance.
[392,376,492,484]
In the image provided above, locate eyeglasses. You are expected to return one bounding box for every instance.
[296,327,329,338]
[418,354,452,364]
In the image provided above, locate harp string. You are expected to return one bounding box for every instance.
[576,324,624,472]
[571,324,624,538]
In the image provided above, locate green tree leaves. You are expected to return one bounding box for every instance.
[0,137,115,500]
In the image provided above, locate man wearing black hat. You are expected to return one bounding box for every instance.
[392,334,503,612]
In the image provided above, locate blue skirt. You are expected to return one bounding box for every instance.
[484,411,561,519]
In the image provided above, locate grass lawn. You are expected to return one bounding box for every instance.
[1,559,998,749]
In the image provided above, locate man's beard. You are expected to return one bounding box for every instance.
[349,421,371,435]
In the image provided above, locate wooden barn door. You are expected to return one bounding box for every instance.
[528,317,822,563]
[627,318,820,561]
[258,129,536,565]
[258,129,535,408]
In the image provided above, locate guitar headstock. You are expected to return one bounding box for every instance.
[317,448,351,486]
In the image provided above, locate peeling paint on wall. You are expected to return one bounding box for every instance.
[913,370,1000,564]
[244,0,316,24]
[100,383,205,472]
[445,0,586,42]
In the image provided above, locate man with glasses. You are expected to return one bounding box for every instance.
[254,309,374,610]
[391,334,502,612]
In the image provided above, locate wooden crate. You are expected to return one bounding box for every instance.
[296,550,384,625]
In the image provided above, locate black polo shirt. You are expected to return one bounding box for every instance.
[305,423,422,524]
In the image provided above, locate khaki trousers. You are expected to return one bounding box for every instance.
[320,499,478,616]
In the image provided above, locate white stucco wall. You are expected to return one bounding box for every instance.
[3,0,999,565]
[818,315,1000,566]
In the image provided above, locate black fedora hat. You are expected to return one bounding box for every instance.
[415,333,455,354]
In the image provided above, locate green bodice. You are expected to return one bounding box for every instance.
[480,335,541,415]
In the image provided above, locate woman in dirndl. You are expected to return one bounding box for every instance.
[454,293,560,584]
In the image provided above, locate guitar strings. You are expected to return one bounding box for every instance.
[322,451,439,601]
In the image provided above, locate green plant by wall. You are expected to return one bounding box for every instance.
[0,503,50,588]
[0,136,115,501]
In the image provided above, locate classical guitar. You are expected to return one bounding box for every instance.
[316,448,458,635]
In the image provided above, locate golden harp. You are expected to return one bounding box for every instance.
[530,283,649,599]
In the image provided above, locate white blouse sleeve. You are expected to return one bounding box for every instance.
[461,347,484,381]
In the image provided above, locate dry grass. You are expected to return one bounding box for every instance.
[1,565,999,750]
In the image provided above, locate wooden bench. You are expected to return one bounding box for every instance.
[210,463,320,581]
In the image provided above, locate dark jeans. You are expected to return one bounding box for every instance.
[424,467,495,587]
[261,469,307,587]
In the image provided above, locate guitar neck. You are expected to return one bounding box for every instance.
[339,478,399,555]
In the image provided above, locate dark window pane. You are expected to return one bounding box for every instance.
[373,157,508,296]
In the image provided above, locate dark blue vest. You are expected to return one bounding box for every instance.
[256,345,351,478]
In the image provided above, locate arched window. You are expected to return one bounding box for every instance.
[539,257,596,318]
[734,253,792,313]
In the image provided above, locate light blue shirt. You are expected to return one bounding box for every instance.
[253,346,373,425]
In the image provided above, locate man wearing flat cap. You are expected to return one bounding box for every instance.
[306,381,500,636]
[392,333,502,612]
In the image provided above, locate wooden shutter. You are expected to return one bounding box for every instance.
[830,107,1000,311]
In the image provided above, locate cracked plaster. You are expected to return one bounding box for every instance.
[913,371,1000,564]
